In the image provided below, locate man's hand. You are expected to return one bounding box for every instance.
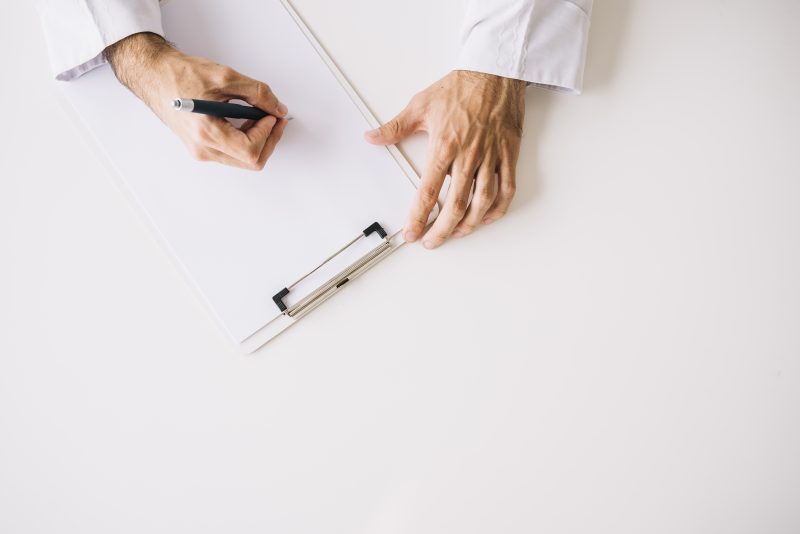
[366,71,526,249]
[105,32,288,170]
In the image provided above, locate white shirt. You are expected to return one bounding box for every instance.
[36,0,592,93]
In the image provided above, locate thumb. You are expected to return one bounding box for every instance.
[365,107,418,145]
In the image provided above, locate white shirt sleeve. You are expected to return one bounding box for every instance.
[35,0,165,81]
[455,0,593,94]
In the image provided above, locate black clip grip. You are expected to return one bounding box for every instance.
[363,222,387,239]
[272,287,290,312]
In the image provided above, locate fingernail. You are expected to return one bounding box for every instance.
[404,231,418,242]
[277,102,288,116]
[452,231,465,238]
[482,217,495,225]
[423,240,435,250]
[365,129,380,138]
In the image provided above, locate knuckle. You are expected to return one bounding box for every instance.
[418,185,439,206]
[245,146,261,166]
[501,127,522,144]
[216,66,237,85]
[189,147,207,161]
[475,188,494,206]
[256,81,274,102]
[196,126,213,145]
[451,195,469,215]
[411,214,428,227]
[384,120,401,137]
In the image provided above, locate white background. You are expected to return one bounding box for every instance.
[2,1,799,533]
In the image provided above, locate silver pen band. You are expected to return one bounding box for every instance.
[172,98,194,112]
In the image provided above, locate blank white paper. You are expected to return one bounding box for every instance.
[60,0,417,343]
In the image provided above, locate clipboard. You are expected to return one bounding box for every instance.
[58,0,439,353]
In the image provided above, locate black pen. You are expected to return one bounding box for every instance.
[172,98,292,121]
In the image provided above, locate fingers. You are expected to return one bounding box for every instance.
[190,115,287,171]
[482,147,518,225]
[198,115,274,169]
[252,117,288,168]
[364,103,421,146]
[240,114,278,160]
[190,146,254,170]
[420,156,478,249]
[452,156,498,238]
[220,68,288,118]
[404,145,451,243]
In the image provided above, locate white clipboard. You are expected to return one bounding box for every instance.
[59,0,438,353]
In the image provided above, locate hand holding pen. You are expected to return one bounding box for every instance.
[105,32,289,171]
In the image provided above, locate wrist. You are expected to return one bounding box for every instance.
[454,70,526,98]
[104,32,178,109]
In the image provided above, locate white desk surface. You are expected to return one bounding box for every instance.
[1,1,799,532]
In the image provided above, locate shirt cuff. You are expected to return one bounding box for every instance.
[36,0,164,81]
[454,0,592,94]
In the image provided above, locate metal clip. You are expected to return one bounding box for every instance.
[272,222,392,318]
